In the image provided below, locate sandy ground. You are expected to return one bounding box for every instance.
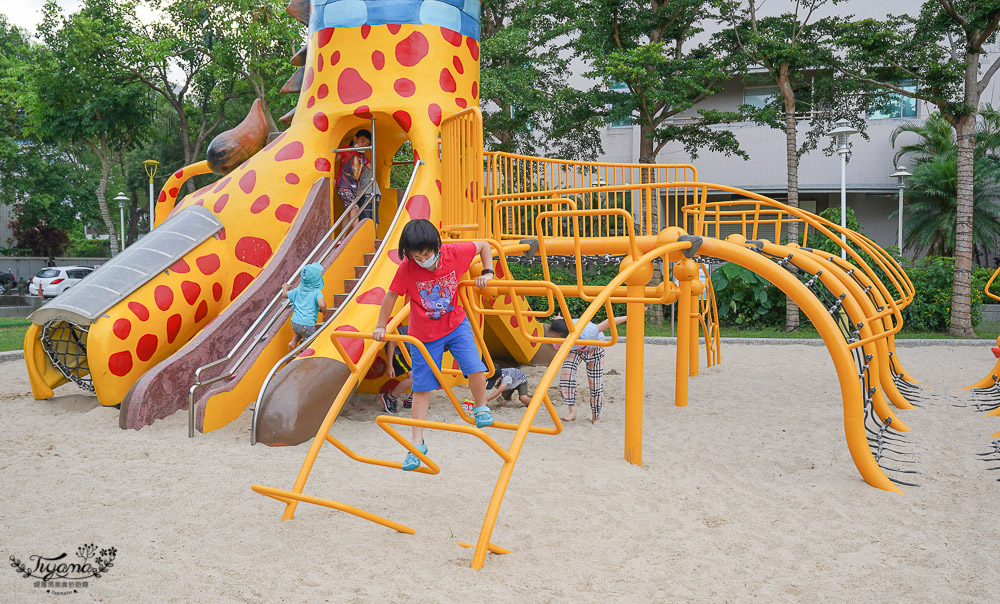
[2,342,1000,602]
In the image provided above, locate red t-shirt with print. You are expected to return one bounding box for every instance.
[389,241,477,341]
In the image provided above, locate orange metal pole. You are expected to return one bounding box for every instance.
[625,284,645,465]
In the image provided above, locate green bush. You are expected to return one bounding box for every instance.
[900,256,986,330]
[710,262,784,328]
[66,236,111,258]
[504,261,627,323]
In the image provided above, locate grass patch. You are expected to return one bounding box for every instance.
[0,318,31,352]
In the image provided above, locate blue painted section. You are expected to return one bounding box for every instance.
[310,0,481,40]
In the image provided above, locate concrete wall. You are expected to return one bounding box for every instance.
[0,257,108,283]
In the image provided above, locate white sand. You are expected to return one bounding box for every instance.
[2,342,1000,602]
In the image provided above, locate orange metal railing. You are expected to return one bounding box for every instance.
[440,108,485,238]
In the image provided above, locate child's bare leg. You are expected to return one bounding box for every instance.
[391,376,412,398]
[468,371,487,406]
[559,349,583,421]
[519,394,531,406]
[562,404,577,422]
[288,333,300,351]
[410,391,431,445]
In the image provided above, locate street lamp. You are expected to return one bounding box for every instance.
[143,159,159,232]
[113,191,129,253]
[890,166,912,252]
[829,119,858,259]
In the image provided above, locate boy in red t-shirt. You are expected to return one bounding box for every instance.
[374,219,495,471]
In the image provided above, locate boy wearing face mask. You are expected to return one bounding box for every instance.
[373,219,495,471]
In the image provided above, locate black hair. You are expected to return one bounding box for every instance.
[398,219,441,260]
[548,318,569,337]
[354,129,372,143]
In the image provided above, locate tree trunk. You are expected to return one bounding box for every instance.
[778,65,800,331]
[950,112,976,337]
[91,142,120,256]
[639,123,664,325]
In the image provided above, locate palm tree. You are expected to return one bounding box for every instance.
[891,109,1000,261]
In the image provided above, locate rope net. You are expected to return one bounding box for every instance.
[40,320,94,392]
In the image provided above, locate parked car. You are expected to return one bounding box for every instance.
[29,266,95,297]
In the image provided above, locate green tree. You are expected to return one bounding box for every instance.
[836,0,1000,337]
[891,110,1000,260]
[717,0,875,332]
[480,1,603,159]
[26,0,152,256]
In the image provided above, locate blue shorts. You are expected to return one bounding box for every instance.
[410,318,487,393]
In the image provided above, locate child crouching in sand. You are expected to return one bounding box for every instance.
[548,314,628,424]
[373,219,495,471]
[485,367,531,406]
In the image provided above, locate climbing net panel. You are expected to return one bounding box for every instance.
[40,320,94,392]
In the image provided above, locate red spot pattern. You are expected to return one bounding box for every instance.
[213,176,231,193]
[357,287,385,305]
[307,96,316,109]
[428,104,442,126]
[388,249,402,264]
[439,68,457,93]
[275,204,298,223]
[495,264,504,278]
[197,254,220,275]
[361,24,371,38]
[129,302,149,321]
[304,67,314,90]
[456,98,467,108]
[213,193,229,213]
[285,173,300,184]
[275,141,304,161]
[174,169,184,178]
[472,81,478,99]
[380,379,400,394]
[393,110,412,133]
[372,50,385,70]
[157,191,166,204]
[313,112,329,131]
[154,285,174,311]
[333,325,364,364]
[136,334,157,362]
[235,237,273,268]
[113,318,131,340]
[388,24,400,35]
[315,157,331,172]
[441,27,462,46]
[239,170,256,194]
[453,56,464,74]
[250,195,270,214]
[366,356,386,379]
[406,194,430,219]
[166,314,182,343]
[395,31,429,67]
[212,282,223,302]
[354,106,373,119]
[217,227,226,240]
[337,68,373,104]
[467,37,480,60]
[298,348,315,358]
[436,180,442,192]
[510,317,519,328]
[230,272,254,301]
[317,52,324,72]
[317,83,329,99]
[181,281,201,305]
[169,258,190,273]
[194,300,208,322]
[318,28,334,48]
[330,50,340,66]
[108,351,133,377]
[394,78,415,97]
[169,187,179,198]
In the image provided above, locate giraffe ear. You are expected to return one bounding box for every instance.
[286,0,310,25]
[206,99,270,176]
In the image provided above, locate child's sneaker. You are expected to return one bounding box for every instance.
[403,395,412,409]
[473,405,494,428]
[402,442,428,471]
[380,392,398,413]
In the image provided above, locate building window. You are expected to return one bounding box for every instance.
[868,83,917,119]
[743,86,780,110]
[610,82,632,128]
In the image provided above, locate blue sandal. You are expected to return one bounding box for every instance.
[473,406,494,428]
[402,442,428,471]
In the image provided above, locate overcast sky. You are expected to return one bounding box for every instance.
[2,0,158,36]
